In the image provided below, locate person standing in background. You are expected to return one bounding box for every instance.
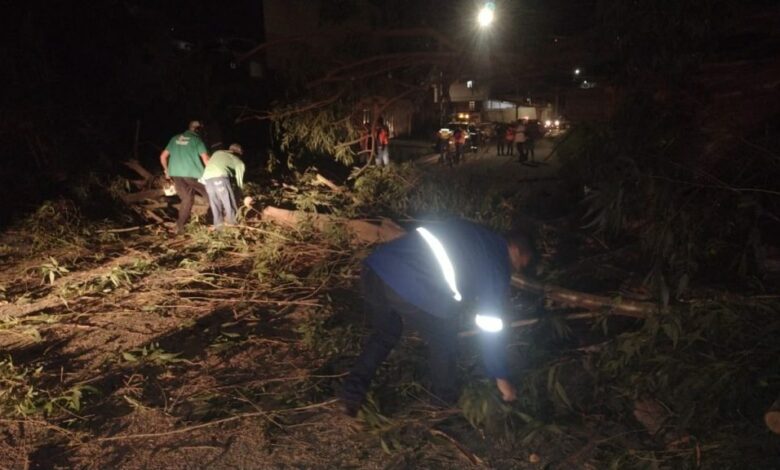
[514,120,527,162]
[376,125,390,167]
[504,124,515,157]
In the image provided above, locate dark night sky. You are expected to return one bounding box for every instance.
[10,0,590,103]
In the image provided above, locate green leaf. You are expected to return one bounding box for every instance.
[547,366,557,393]
[380,438,391,454]
[662,323,679,348]
[555,381,572,409]
[514,411,535,423]
[122,352,138,362]
[521,429,538,445]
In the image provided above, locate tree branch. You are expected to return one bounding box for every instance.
[234,91,345,122]
[237,28,457,64]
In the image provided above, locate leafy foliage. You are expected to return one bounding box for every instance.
[22,200,90,251]
[121,343,183,366]
[558,92,780,299]
[40,257,69,285]
[0,357,98,418]
[589,298,780,467]
[271,104,362,168]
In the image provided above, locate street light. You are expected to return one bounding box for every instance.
[574,68,581,75]
[478,2,495,27]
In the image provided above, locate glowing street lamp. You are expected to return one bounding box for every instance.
[574,68,581,75]
[478,2,495,27]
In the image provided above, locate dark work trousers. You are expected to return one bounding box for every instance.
[438,139,448,164]
[343,267,459,408]
[496,139,505,156]
[454,143,464,164]
[525,139,536,161]
[172,176,209,232]
[505,139,514,156]
[516,142,527,161]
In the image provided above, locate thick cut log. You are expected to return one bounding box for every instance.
[260,206,405,244]
[766,395,780,434]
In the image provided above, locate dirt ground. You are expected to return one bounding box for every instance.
[6,140,774,469]
[0,146,574,470]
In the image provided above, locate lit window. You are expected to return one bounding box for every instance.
[467,80,473,89]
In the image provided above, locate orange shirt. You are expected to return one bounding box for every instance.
[378,128,389,146]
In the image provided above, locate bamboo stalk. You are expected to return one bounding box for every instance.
[258,205,656,318]
[458,311,605,338]
[511,275,655,318]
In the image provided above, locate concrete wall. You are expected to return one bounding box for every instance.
[449,81,490,102]
[484,108,517,123]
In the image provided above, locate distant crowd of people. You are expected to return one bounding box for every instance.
[495,119,544,162]
[436,126,470,166]
[434,119,546,167]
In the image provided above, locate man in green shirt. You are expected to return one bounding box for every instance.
[159,121,210,233]
[202,143,246,230]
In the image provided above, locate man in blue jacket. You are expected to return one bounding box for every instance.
[342,219,533,416]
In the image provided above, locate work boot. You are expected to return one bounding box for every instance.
[340,374,367,417]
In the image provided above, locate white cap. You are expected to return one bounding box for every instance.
[228,143,243,155]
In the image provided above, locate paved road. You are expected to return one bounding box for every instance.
[415,136,566,219]
[420,137,561,183]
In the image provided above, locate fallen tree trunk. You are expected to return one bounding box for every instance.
[260,206,405,244]
[117,159,657,319]
[259,205,656,317]
[511,275,655,318]
[459,311,610,338]
[766,395,780,434]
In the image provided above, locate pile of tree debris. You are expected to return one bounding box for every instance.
[0,152,778,469]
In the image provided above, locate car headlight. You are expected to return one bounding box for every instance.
[475,314,503,332]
